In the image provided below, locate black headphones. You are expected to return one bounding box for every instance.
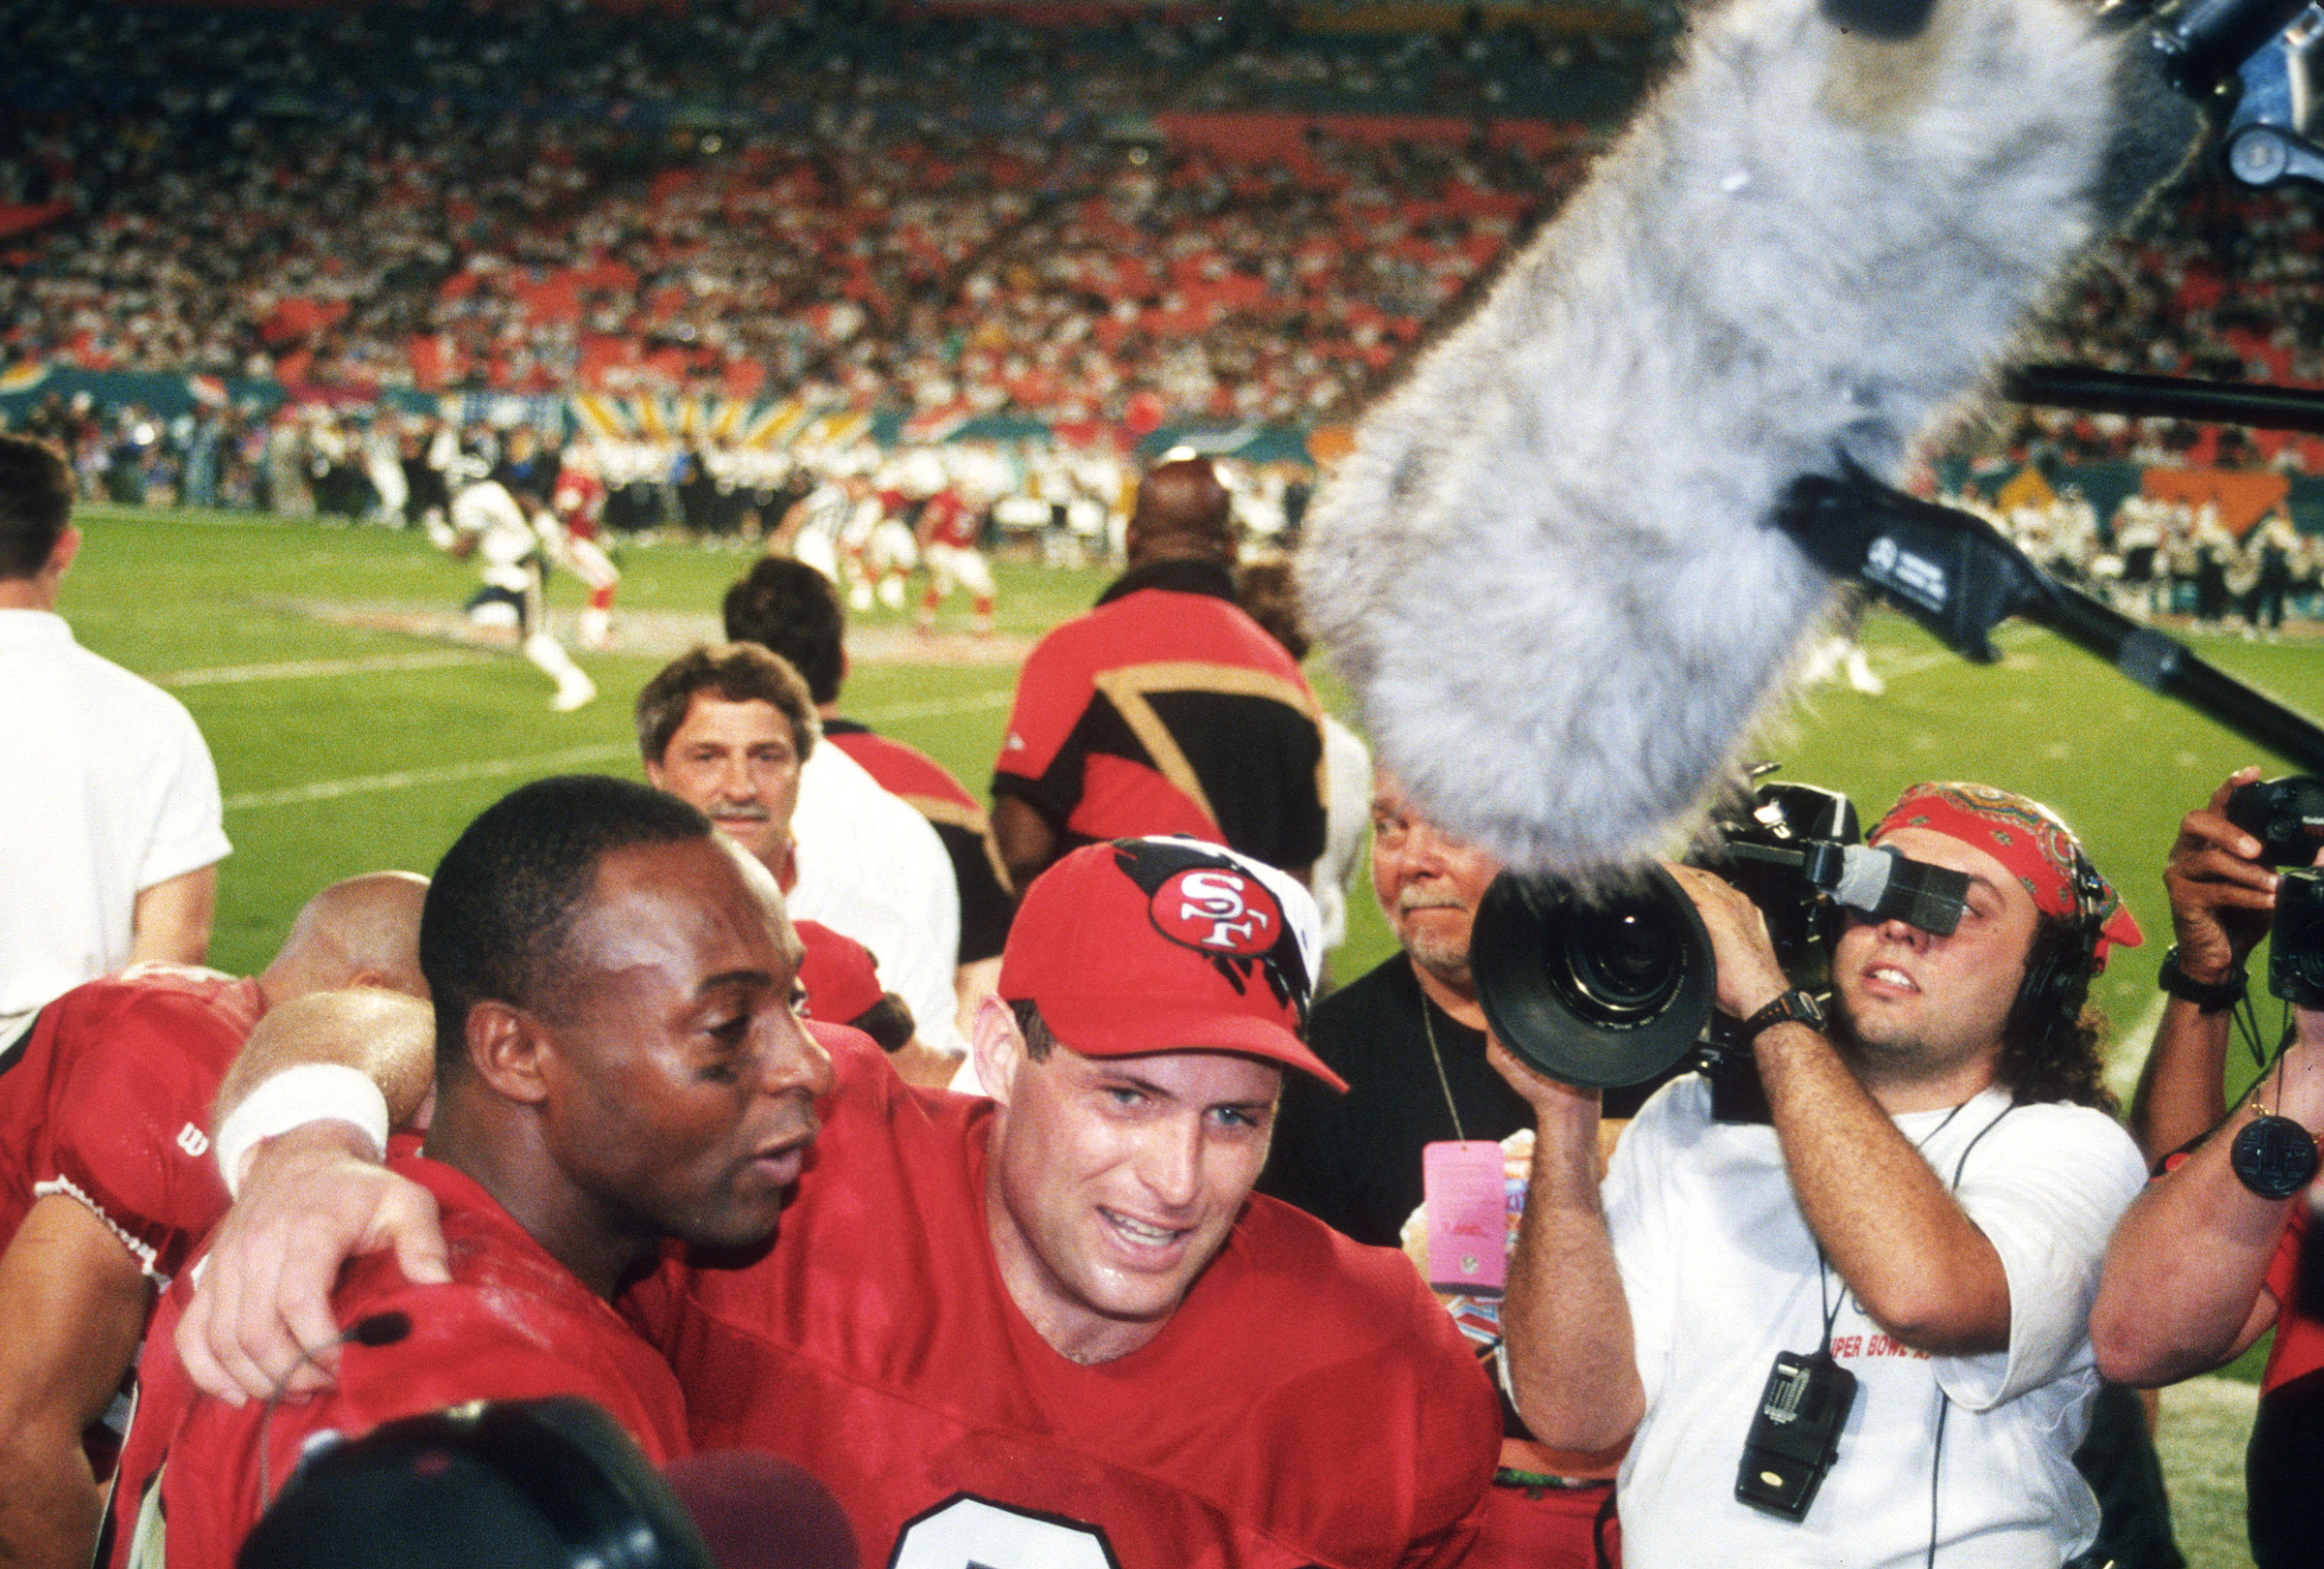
[2003,840,2109,1051]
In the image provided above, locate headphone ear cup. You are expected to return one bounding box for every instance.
[2008,848,2104,1047]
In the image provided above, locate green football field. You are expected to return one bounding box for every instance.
[63,502,2324,1567]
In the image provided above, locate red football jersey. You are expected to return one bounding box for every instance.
[625,1030,1498,1569]
[553,472,607,538]
[992,562,1328,872]
[919,489,979,551]
[108,1154,690,1569]
[0,965,262,1280]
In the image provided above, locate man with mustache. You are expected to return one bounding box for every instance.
[107,776,832,1567]
[1495,783,2148,1568]
[634,642,953,1085]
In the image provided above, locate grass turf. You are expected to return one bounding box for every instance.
[67,502,2317,1565]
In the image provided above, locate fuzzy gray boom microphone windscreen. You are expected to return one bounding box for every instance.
[1300,0,2200,879]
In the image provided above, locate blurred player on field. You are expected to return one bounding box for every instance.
[551,446,621,651]
[915,474,995,636]
[430,463,596,712]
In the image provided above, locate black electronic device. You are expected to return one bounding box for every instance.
[1472,774,1968,1093]
[2232,1114,2321,1197]
[1734,1349,1858,1522]
[2226,775,2324,868]
[2270,867,2324,1007]
[236,1397,713,1569]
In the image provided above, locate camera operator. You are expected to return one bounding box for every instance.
[2093,771,2324,1569]
[1497,783,2147,1568]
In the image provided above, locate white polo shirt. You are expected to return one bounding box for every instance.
[0,610,230,1041]
[787,742,964,1058]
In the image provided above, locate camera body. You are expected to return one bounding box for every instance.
[2225,774,2324,868]
[2271,866,2324,1007]
[1473,776,1861,1099]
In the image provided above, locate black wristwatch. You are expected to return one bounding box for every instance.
[2157,945,2248,1014]
[1741,988,1827,1044]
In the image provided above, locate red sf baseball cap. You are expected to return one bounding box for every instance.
[999,837,1345,1092]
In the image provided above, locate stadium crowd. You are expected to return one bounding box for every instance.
[1,0,1598,423]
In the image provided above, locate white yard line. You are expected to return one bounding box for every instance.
[224,692,1013,812]
[850,690,1013,723]
[224,744,634,811]
[157,651,491,688]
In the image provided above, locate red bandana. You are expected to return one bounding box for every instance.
[1870,782,2143,972]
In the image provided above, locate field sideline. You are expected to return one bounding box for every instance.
[66,502,2322,1567]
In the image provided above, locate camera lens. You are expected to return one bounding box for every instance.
[1472,866,1714,1089]
[1549,896,1685,1025]
[1561,907,1681,1015]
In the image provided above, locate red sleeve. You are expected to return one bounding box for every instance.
[2266,1199,2307,1308]
[994,624,1093,788]
[796,921,886,1027]
[33,991,239,1279]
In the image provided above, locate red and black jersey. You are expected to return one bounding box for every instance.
[825,721,1014,964]
[0,965,262,1281]
[992,560,1328,873]
[108,1154,690,1569]
[623,1028,1498,1569]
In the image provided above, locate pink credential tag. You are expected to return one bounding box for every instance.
[1422,1140,1509,1295]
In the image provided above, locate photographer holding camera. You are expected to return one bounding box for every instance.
[1496,783,2147,1568]
[2094,769,2324,1569]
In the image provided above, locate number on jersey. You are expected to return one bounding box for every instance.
[890,1494,1119,1569]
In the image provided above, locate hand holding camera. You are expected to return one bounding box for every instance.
[2165,766,2282,988]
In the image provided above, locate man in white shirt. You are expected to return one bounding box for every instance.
[633,642,964,1067]
[1497,782,2148,1569]
[0,434,230,1046]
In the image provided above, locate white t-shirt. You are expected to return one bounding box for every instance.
[788,743,965,1058]
[0,610,231,1039]
[1604,1075,2145,1569]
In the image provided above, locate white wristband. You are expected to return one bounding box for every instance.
[214,1063,390,1199]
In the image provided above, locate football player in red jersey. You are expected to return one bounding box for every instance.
[175,838,1501,1568]
[111,777,832,1569]
[915,480,995,635]
[550,446,621,651]
[0,873,429,1569]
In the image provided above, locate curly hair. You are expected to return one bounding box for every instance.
[1997,911,2116,1113]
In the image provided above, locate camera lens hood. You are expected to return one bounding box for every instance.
[1472,865,1715,1089]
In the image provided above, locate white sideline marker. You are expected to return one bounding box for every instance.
[157,651,490,688]
[225,744,633,812]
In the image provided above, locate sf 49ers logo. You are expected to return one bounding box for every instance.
[1151,868,1279,956]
